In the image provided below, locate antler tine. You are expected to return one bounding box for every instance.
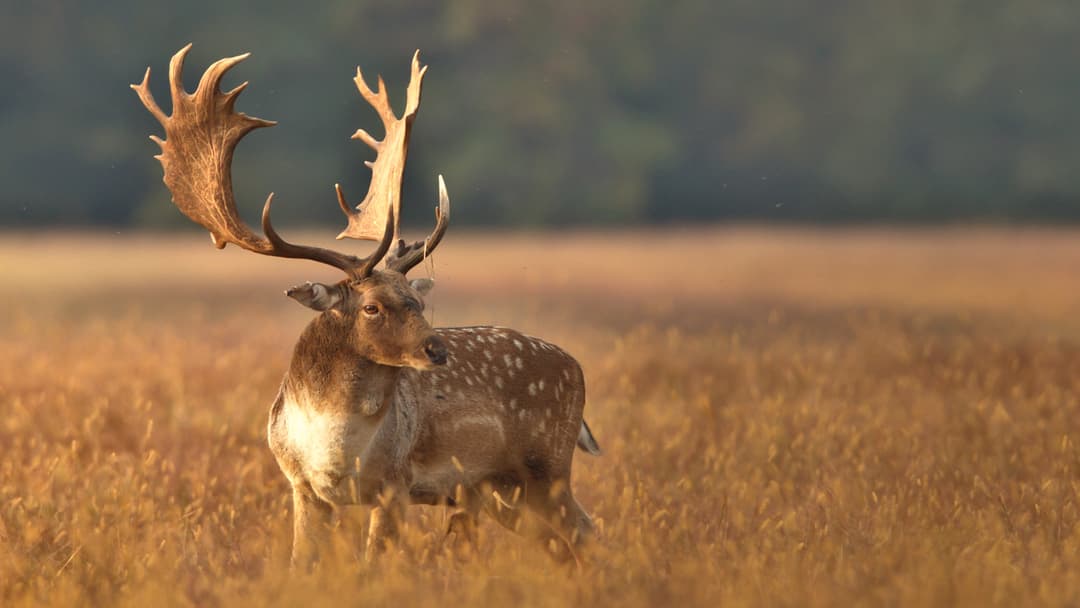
[353,69,395,127]
[131,68,167,126]
[132,44,393,279]
[402,50,428,120]
[337,52,428,243]
[197,53,259,114]
[167,43,193,103]
[385,175,450,275]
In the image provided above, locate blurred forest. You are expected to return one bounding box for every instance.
[1,0,1078,229]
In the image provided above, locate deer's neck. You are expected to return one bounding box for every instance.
[285,311,402,416]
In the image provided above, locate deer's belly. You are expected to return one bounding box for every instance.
[273,399,378,504]
[407,413,510,497]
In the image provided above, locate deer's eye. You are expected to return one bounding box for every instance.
[362,304,380,316]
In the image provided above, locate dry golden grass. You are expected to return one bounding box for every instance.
[3,227,1080,606]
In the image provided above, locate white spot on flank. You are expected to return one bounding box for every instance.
[484,350,494,361]
[503,354,513,368]
[538,379,545,391]
[562,369,571,381]
[451,415,506,441]
[494,376,504,389]
[513,339,523,351]
[509,398,517,409]
[518,410,526,420]
[515,357,523,370]
[465,376,474,386]
[538,420,546,433]
[528,382,537,396]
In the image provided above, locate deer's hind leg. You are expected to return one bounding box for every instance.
[518,450,594,562]
[470,472,594,562]
[442,484,482,557]
[523,479,594,563]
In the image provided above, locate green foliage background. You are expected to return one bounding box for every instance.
[2,0,1078,228]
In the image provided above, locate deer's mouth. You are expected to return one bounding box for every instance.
[419,335,448,366]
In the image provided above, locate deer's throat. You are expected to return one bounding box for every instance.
[287,315,403,416]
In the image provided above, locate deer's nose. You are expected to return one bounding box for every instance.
[423,336,448,365]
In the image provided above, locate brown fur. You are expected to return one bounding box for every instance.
[267,270,596,569]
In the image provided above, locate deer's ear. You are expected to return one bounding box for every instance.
[286,282,343,311]
[409,278,435,296]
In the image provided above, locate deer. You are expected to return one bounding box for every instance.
[132,45,601,569]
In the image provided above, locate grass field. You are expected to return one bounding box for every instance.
[3,227,1080,606]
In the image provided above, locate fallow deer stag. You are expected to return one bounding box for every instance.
[132,45,601,569]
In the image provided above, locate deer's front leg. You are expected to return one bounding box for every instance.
[291,484,334,572]
[365,485,407,561]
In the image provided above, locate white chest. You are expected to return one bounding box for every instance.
[279,398,379,500]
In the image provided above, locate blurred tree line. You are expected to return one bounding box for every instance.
[1,0,1078,229]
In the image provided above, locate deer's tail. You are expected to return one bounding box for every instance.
[576,419,602,456]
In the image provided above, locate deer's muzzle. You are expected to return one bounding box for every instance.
[423,335,448,366]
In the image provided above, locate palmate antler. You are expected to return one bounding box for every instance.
[335,51,450,275]
[131,44,394,280]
